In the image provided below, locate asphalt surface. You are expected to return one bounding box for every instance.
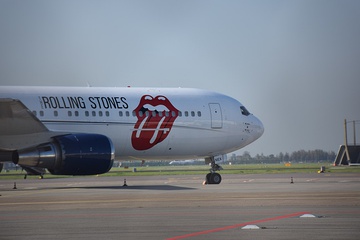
[1,172,360,240]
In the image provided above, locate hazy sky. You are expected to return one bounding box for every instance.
[1,0,359,156]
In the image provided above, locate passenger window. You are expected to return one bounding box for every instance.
[85,111,89,117]
[132,111,136,117]
[119,111,123,117]
[32,111,37,116]
[126,111,130,117]
[99,111,103,117]
[178,111,182,117]
[191,111,195,117]
[92,111,96,117]
[54,111,58,117]
[75,111,79,117]
[171,111,176,117]
[197,111,201,117]
[40,111,44,117]
[185,111,189,117]
[68,111,72,117]
[165,111,170,117]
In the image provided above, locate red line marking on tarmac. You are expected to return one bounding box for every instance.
[166,211,309,240]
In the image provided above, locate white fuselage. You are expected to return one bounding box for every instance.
[0,86,264,161]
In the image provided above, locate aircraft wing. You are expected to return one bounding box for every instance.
[0,98,114,176]
[0,98,48,135]
[0,98,62,150]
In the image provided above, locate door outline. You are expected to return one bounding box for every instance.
[209,103,223,129]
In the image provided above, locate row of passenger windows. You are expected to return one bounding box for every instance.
[33,110,202,118]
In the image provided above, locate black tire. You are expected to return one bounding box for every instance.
[205,173,211,184]
[209,173,222,184]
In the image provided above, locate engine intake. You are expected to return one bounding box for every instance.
[14,133,115,175]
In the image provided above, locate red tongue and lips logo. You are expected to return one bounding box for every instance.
[131,95,179,150]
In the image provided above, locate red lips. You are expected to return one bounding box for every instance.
[131,95,179,150]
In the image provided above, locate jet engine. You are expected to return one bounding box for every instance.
[13,133,114,175]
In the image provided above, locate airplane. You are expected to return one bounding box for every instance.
[0,86,264,184]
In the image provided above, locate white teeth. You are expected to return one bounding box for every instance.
[143,104,168,112]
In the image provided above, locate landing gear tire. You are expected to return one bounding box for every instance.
[206,173,211,184]
[205,173,222,184]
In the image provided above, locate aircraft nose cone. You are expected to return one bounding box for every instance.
[253,116,264,139]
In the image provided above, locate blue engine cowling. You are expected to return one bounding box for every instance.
[15,133,115,175]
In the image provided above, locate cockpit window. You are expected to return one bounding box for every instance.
[240,106,250,116]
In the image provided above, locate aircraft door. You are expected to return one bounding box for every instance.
[209,103,223,128]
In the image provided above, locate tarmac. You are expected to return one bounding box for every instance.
[1,172,360,240]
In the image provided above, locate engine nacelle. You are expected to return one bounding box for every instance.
[14,133,115,175]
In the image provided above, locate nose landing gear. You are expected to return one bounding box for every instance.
[204,157,223,184]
